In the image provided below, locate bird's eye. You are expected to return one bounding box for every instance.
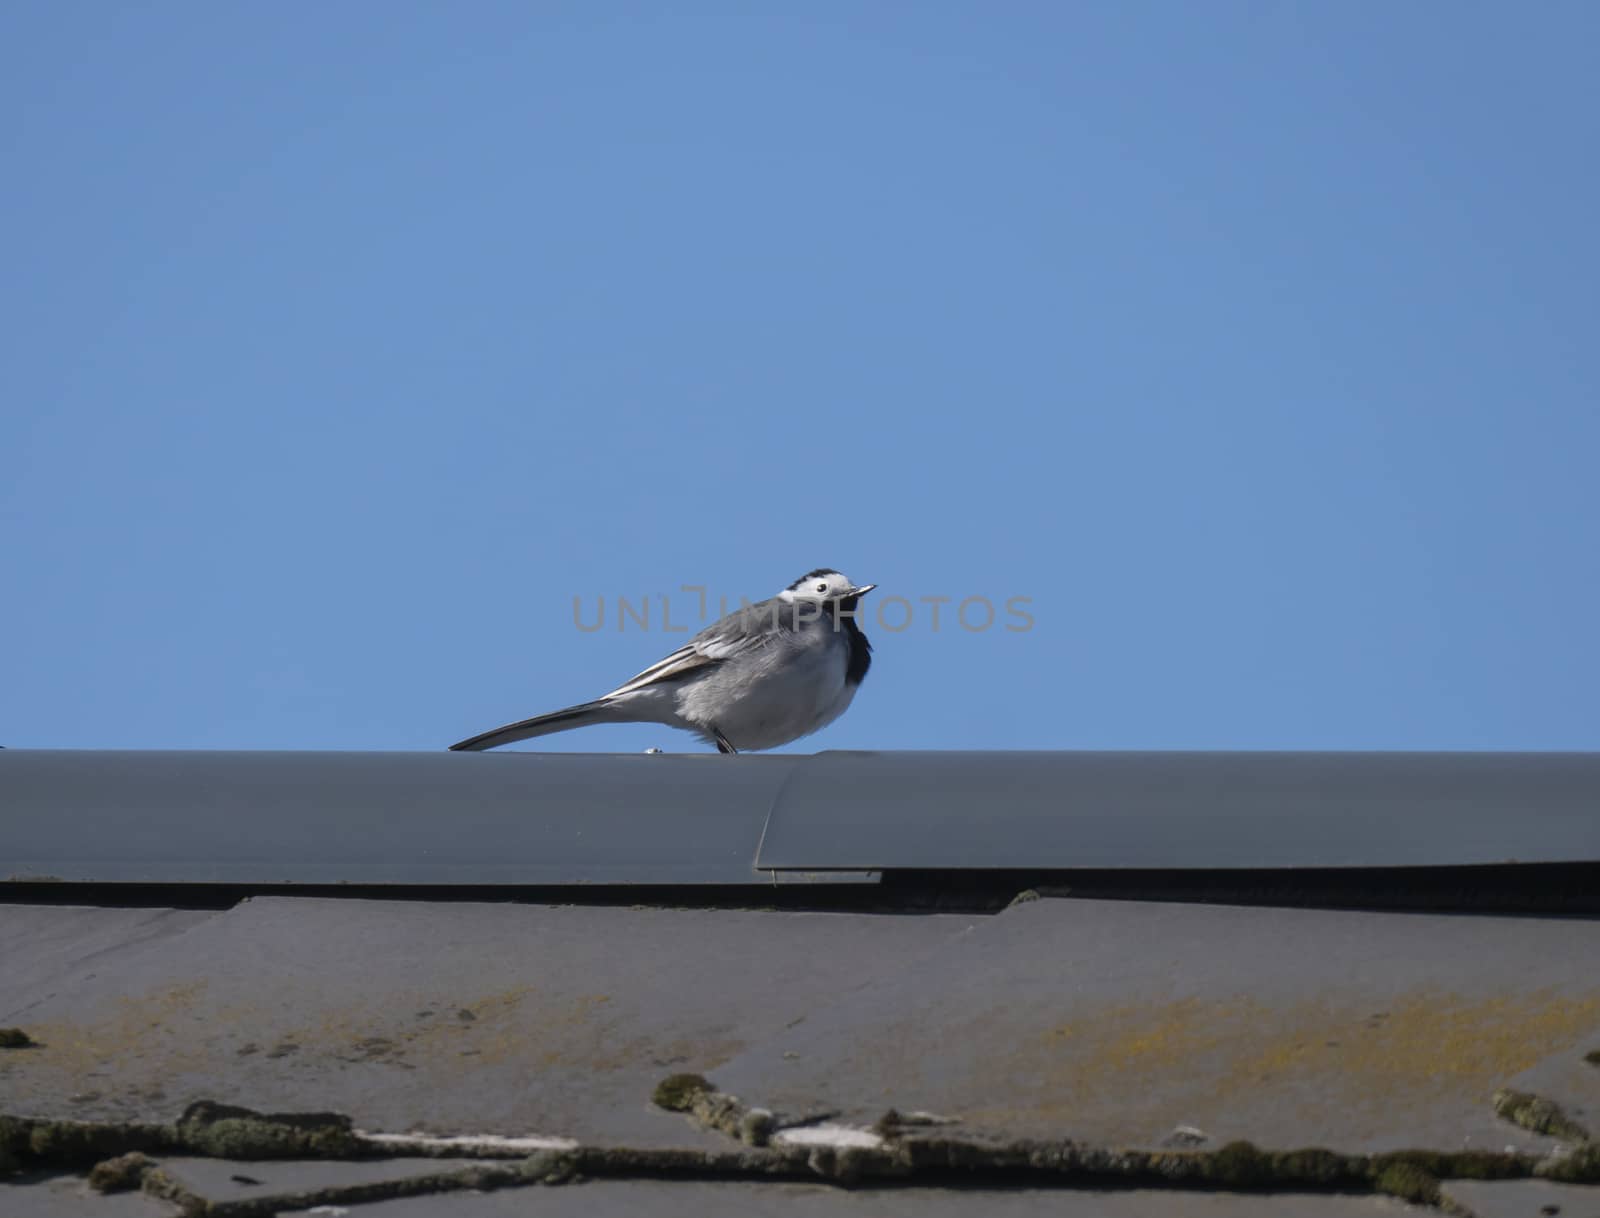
[817,583,827,592]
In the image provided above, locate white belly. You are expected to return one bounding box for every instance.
[674,635,856,751]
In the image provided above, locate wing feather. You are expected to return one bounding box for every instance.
[601,598,783,700]
[602,645,718,698]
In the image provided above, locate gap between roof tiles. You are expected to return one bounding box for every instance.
[2,1084,1599,1214]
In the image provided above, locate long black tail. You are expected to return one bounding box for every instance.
[448,700,627,751]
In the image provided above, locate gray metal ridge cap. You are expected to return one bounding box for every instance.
[5,748,1600,882]
[0,748,805,885]
[758,748,1600,869]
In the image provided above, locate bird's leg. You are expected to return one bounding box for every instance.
[714,730,738,755]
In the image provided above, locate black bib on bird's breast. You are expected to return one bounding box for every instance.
[836,595,873,686]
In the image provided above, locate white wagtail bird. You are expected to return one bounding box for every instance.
[450,569,876,754]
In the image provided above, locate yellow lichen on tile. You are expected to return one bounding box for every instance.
[958,988,1600,1141]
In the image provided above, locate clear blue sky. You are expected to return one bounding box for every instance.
[4,2,1597,753]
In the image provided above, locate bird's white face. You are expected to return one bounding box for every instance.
[779,569,859,603]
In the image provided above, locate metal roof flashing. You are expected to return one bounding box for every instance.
[2,749,1598,889]
[757,750,1600,870]
[1,749,801,885]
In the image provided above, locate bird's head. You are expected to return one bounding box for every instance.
[778,568,877,606]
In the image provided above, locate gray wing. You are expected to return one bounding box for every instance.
[601,596,786,700]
